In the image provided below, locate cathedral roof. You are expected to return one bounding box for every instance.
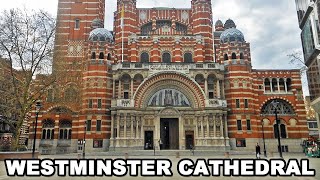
[88,28,113,42]
[92,18,104,29]
[220,19,245,43]
[220,27,245,43]
[224,19,236,29]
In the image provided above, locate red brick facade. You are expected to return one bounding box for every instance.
[28,0,309,153]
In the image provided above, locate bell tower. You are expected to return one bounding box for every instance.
[191,0,214,62]
[54,0,105,71]
[114,0,138,62]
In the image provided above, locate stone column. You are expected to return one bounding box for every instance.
[140,116,144,139]
[284,78,288,93]
[124,114,127,139]
[224,115,229,138]
[217,80,221,98]
[118,80,121,98]
[213,115,217,138]
[130,79,134,98]
[220,115,224,138]
[116,115,120,138]
[111,114,114,140]
[269,78,273,93]
[179,116,184,149]
[195,116,199,140]
[136,116,139,139]
[221,81,225,98]
[204,78,208,98]
[206,116,209,138]
[131,115,134,139]
[201,117,204,138]
[113,79,116,98]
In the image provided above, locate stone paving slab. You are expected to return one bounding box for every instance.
[0,153,319,180]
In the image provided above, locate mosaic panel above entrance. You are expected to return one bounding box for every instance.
[148,89,190,107]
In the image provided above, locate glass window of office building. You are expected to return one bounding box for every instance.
[296,0,314,23]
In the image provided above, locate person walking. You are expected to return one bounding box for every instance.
[158,139,163,150]
[256,143,261,159]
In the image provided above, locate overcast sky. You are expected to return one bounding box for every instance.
[0,0,308,94]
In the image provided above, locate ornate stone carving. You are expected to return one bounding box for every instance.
[148,89,190,107]
[149,64,189,74]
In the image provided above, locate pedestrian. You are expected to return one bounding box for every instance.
[158,139,163,150]
[256,143,261,159]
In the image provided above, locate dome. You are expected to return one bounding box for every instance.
[215,19,224,31]
[92,18,103,29]
[88,28,113,42]
[215,20,223,27]
[224,19,236,29]
[220,27,245,43]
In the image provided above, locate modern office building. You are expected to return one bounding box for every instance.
[295,0,320,138]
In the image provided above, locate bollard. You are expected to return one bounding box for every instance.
[125,153,129,159]
[176,152,180,158]
[224,152,230,158]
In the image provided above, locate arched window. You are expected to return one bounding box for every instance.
[208,74,215,99]
[59,120,72,139]
[140,52,149,63]
[91,52,96,59]
[232,52,237,59]
[107,53,111,60]
[162,52,171,63]
[99,52,104,59]
[264,78,270,92]
[279,78,285,91]
[240,53,244,59]
[195,74,204,85]
[134,74,143,84]
[184,52,193,63]
[42,119,54,140]
[261,99,295,115]
[121,74,131,99]
[272,78,278,92]
[286,78,292,91]
[224,54,228,60]
[42,129,46,139]
[274,123,287,138]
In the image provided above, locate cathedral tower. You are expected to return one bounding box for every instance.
[191,0,214,62]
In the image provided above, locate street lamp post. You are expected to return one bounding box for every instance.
[32,102,41,159]
[272,100,283,158]
[83,121,87,158]
[261,120,267,157]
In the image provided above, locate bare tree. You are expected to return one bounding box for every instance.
[0,8,57,149]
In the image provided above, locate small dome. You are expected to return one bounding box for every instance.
[224,19,236,29]
[215,19,224,31]
[215,20,223,27]
[220,27,245,43]
[92,18,103,29]
[89,28,113,42]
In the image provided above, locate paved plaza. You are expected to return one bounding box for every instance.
[0,151,319,180]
